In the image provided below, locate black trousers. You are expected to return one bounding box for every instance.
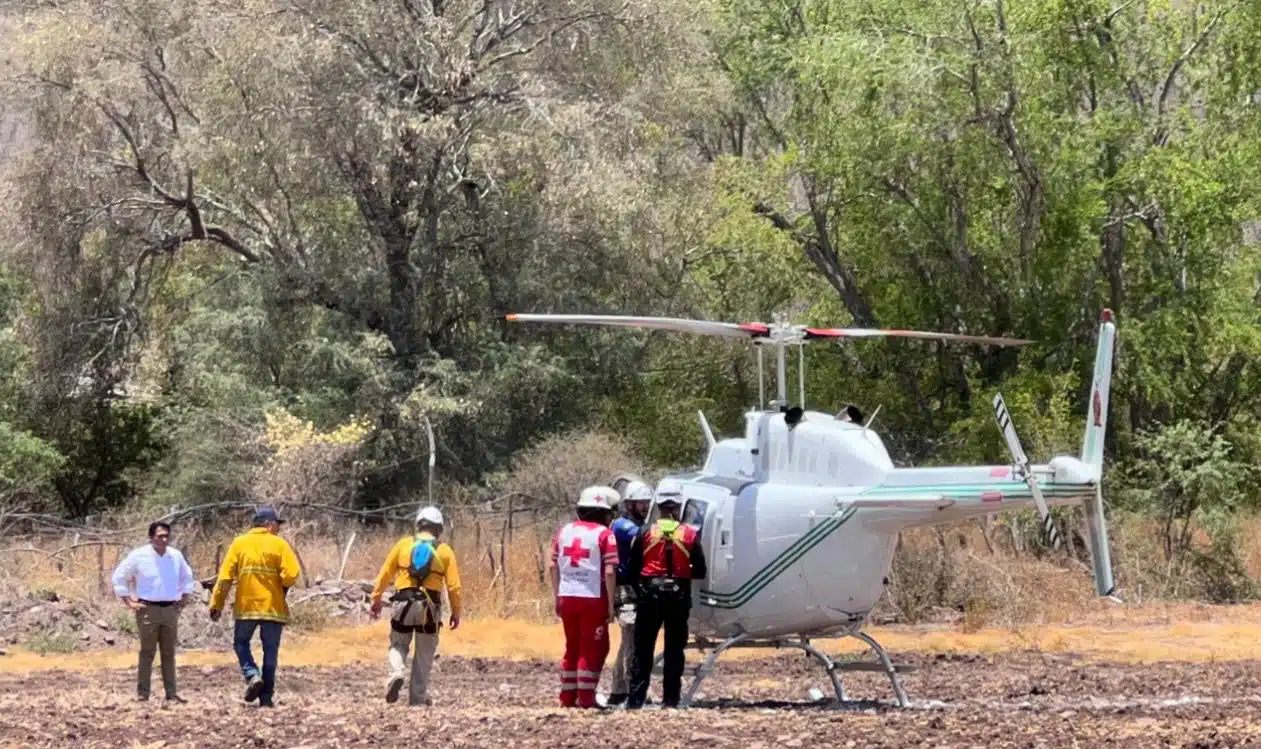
[627,588,690,708]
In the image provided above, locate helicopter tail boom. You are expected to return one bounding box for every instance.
[1080,309,1118,598]
[883,309,1120,596]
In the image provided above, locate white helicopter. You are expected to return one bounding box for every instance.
[507,309,1118,708]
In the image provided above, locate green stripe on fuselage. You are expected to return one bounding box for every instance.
[700,507,857,609]
[696,480,1091,611]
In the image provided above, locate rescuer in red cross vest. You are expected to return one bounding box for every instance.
[625,478,707,710]
[549,485,620,708]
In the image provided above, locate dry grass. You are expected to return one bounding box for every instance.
[8,508,1261,674]
[0,509,559,621]
[7,602,1261,675]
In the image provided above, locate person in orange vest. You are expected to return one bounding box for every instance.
[624,479,707,709]
[549,485,619,708]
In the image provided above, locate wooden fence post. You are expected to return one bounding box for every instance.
[500,497,512,616]
[533,508,545,584]
[338,531,357,581]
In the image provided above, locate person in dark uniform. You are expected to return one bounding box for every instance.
[624,478,707,709]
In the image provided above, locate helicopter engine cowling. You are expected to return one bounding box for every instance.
[749,409,894,488]
[704,438,755,478]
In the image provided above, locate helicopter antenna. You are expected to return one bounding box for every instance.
[697,410,717,449]
[862,405,881,436]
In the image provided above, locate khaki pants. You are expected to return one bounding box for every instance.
[610,602,636,696]
[135,604,179,698]
[387,598,439,705]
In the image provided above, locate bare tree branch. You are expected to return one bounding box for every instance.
[1154,5,1231,144]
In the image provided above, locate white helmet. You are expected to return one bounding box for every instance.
[622,480,653,503]
[654,478,684,505]
[577,485,619,510]
[416,506,444,526]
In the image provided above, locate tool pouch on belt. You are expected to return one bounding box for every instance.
[389,588,440,634]
[615,584,637,625]
[615,584,638,608]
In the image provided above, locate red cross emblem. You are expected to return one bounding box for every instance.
[561,537,591,567]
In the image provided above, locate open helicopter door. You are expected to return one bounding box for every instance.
[673,478,740,628]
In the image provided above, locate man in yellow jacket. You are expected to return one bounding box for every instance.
[209,506,302,707]
[370,505,461,706]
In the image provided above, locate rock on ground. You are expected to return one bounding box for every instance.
[0,580,378,654]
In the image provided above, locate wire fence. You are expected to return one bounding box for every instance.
[0,494,576,620]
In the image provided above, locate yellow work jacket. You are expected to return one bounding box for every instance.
[209,528,303,623]
[370,534,462,617]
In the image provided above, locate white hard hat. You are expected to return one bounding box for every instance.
[654,478,684,505]
[622,480,653,502]
[416,506,444,525]
[577,485,619,509]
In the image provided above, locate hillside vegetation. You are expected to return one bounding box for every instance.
[1,0,1261,614]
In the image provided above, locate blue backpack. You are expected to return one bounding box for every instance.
[408,534,438,584]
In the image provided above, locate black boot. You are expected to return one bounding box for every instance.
[606,693,628,706]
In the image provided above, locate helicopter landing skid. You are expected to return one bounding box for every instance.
[651,631,911,709]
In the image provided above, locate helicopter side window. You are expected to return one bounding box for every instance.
[681,499,709,535]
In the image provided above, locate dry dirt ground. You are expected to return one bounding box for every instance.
[1,647,1259,748]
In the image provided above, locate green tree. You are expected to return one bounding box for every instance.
[706,0,1261,467]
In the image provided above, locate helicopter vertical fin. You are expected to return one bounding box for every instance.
[1080,309,1116,481]
[1081,309,1118,598]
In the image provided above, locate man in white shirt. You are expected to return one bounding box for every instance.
[111,521,198,702]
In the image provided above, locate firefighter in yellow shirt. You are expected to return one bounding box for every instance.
[209,506,302,707]
[370,505,462,706]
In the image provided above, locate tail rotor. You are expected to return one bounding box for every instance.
[992,393,1063,552]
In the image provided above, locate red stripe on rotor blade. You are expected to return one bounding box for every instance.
[738,323,771,336]
[981,491,1003,503]
[989,467,1010,478]
[803,328,847,338]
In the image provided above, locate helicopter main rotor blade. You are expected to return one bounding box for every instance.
[505,313,1034,347]
[505,313,769,339]
[805,328,1034,346]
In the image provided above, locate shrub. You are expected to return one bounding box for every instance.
[498,428,647,510]
[251,408,372,508]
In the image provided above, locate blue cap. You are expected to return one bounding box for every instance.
[253,506,285,524]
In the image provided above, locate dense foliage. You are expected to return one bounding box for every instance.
[1,0,1259,590]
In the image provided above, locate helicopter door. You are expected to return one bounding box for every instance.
[680,493,729,588]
